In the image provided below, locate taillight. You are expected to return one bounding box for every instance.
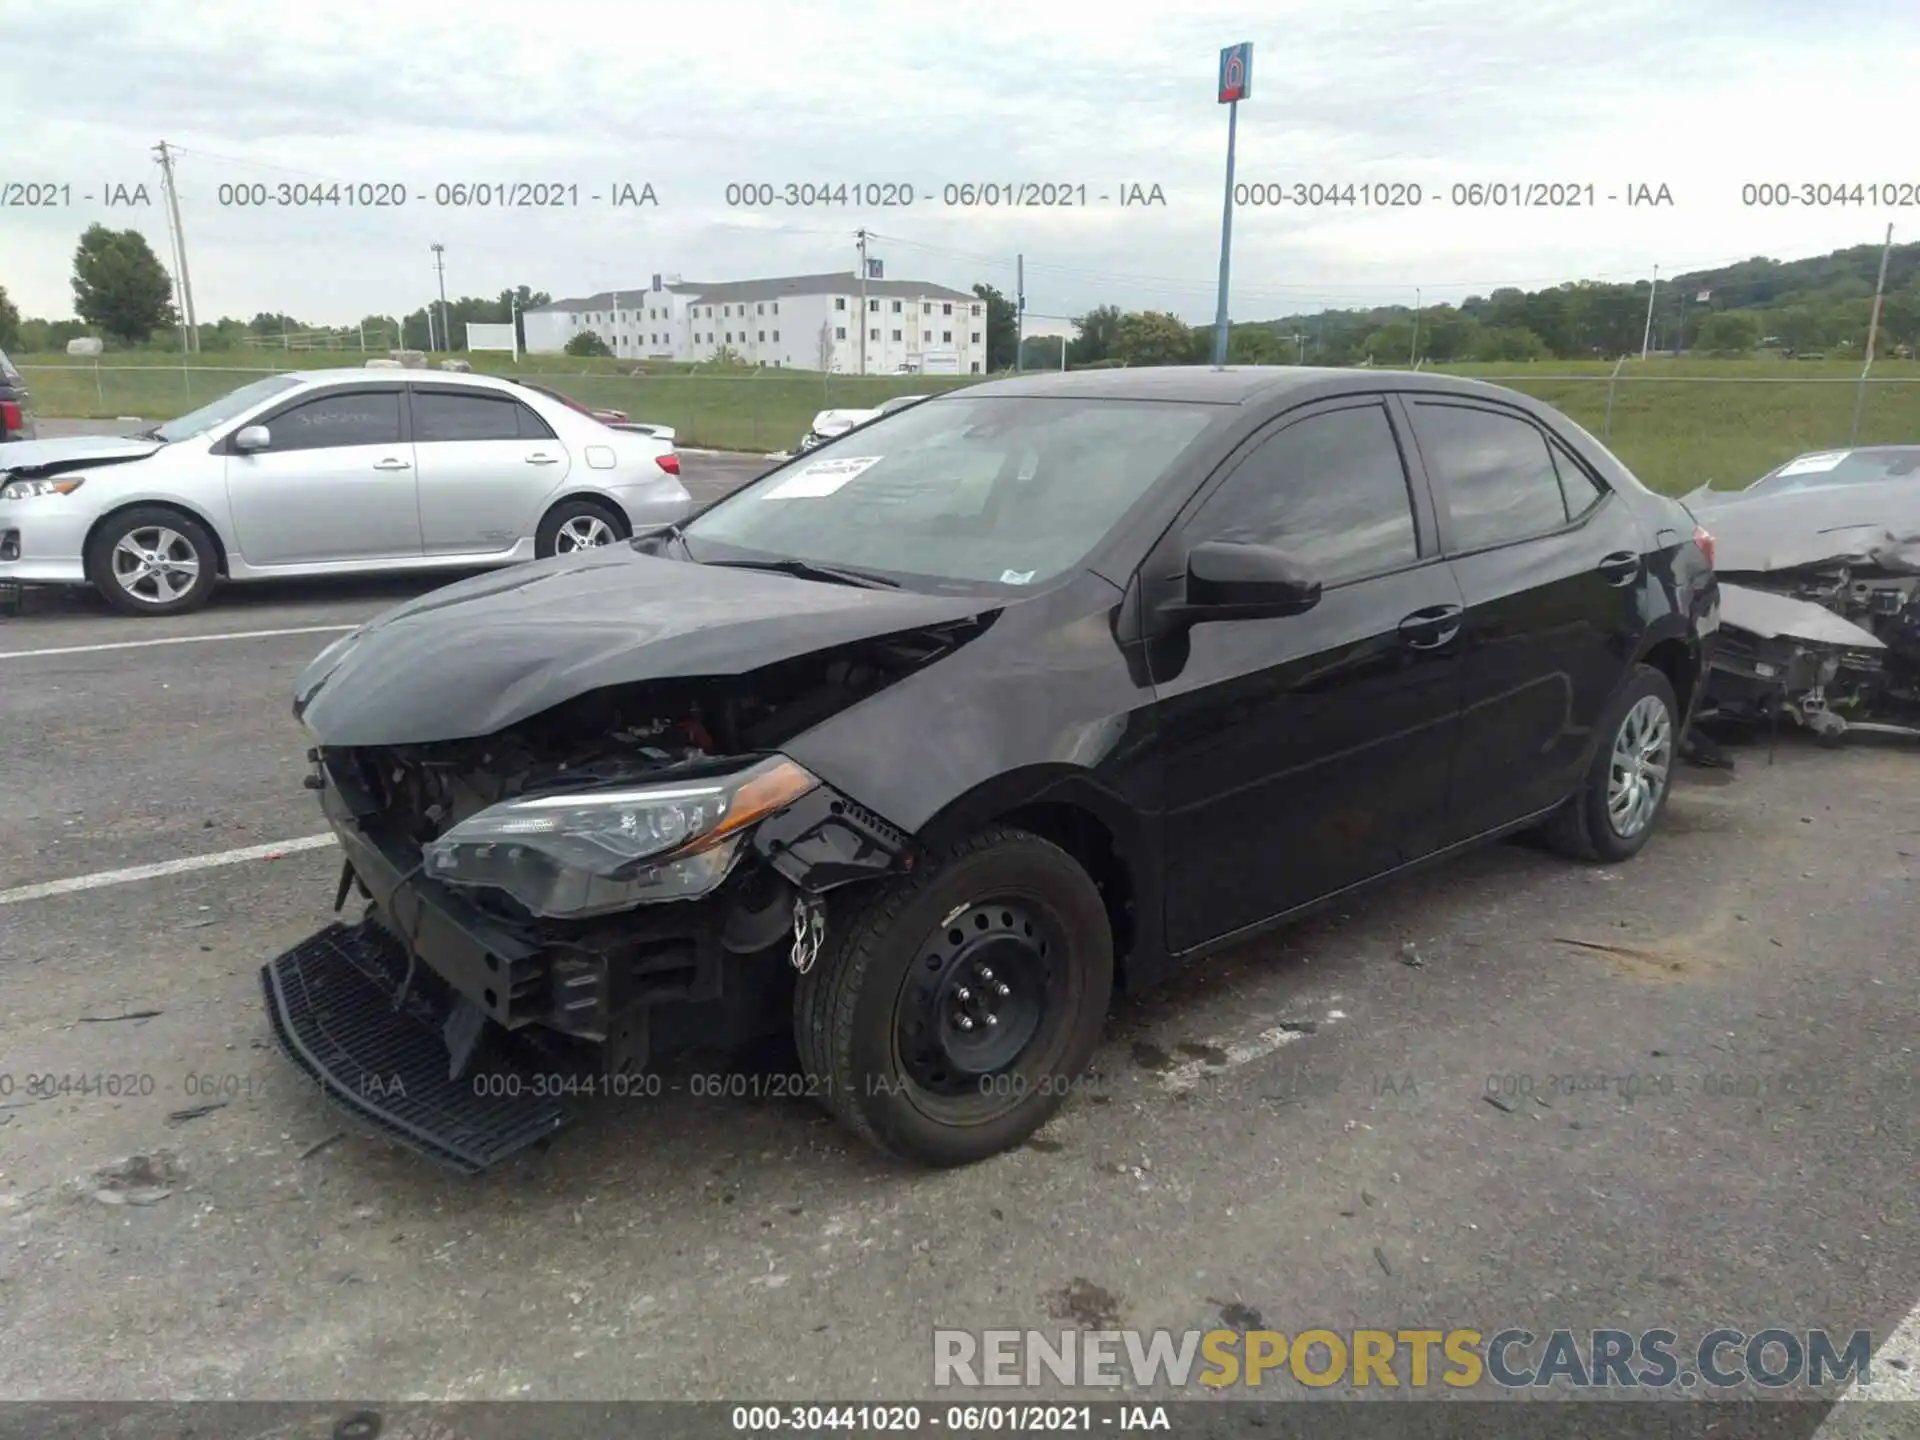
[655,452,680,475]
[1692,524,1715,568]
[0,401,20,433]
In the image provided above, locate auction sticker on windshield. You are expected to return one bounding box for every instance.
[1777,451,1849,476]
[764,455,883,498]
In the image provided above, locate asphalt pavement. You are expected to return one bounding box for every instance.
[0,441,1916,1422]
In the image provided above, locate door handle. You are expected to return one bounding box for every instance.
[1398,603,1463,650]
[372,458,411,471]
[525,453,560,465]
[1597,550,1641,586]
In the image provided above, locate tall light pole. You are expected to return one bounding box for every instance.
[1409,287,1421,367]
[431,243,449,354]
[855,229,871,376]
[1211,43,1252,367]
[1850,223,1896,444]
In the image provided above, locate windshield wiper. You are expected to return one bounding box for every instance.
[701,556,900,589]
[133,426,167,441]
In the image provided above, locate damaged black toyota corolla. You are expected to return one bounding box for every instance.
[267,367,1717,1172]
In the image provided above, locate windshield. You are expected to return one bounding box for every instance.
[152,373,304,442]
[1746,449,1920,495]
[0,347,19,384]
[685,395,1223,588]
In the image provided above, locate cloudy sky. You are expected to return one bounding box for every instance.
[4,0,1916,334]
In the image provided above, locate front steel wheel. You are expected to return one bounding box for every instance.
[795,826,1114,1166]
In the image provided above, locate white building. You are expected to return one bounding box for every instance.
[521,275,703,361]
[523,272,986,374]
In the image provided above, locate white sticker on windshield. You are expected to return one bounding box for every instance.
[999,568,1036,585]
[1777,451,1849,476]
[763,455,882,498]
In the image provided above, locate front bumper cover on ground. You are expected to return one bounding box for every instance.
[263,920,570,1173]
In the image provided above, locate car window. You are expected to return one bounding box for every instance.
[413,390,540,442]
[1746,449,1920,495]
[1549,440,1606,518]
[1414,402,1569,551]
[1187,403,1419,585]
[262,391,403,452]
[685,396,1222,589]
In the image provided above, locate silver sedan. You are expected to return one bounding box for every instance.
[0,369,694,615]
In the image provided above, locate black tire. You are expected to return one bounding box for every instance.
[794,826,1114,1167]
[1540,663,1680,863]
[535,497,627,558]
[84,505,219,617]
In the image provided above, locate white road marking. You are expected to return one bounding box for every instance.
[0,834,337,907]
[1820,1298,1920,1419]
[1160,1008,1345,1094]
[0,624,356,661]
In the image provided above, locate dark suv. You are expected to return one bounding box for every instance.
[266,367,1720,1173]
[0,349,32,442]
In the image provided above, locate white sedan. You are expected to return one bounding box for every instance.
[0,369,693,616]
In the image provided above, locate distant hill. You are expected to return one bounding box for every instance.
[1237,239,1920,366]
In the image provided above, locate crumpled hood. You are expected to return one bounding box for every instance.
[1697,479,1920,575]
[293,547,999,745]
[0,434,162,474]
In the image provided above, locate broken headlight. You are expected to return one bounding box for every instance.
[420,754,817,919]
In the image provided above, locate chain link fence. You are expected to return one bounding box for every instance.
[17,362,1920,493]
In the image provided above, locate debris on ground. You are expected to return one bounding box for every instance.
[85,1152,180,1206]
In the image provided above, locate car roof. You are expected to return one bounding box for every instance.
[286,368,528,396]
[954,364,1543,406]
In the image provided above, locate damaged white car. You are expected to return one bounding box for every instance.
[1688,471,1920,744]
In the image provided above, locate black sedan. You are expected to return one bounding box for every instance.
[268,366,1718,1172]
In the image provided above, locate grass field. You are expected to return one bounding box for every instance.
[13,350,1920,494]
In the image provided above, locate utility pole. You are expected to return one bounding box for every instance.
[1289,331,1304,363]
[1850,222,1896,444]
[431,243,449,354]
[1015,254,1025,373]
[153,142,199,352]
[1639,263,1659,361]
[1409,287,1421,367]
[855,229,870,376]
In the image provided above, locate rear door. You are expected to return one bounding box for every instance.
[1400,395,1651,841]
[1148,396,1468,953]
[410,386,572,554]
[222,385,421,564]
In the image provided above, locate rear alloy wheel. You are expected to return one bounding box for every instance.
[85,506,219,616]
[1540,663,1678,863]
[536,499,626,558]
[794,826,1113,1166]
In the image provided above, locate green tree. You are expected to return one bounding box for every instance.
[1360,320,1415,364]
[1770,305,1828,355]
[71,224,175,344]
[1696,311,1761,355]
[1471,326,1547,362]
[707,345,749,368]
[1067,304,1123,366]
[565,329,613,357]
[1113,310,1191,367]
[972,283,1018,370]
[1225,325,1285,364]
[0,285,19,348]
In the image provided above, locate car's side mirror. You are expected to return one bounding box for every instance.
[1163,540,1322,624]
[233,425,271,453]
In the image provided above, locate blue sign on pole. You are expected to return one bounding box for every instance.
[1218,42,1251,103]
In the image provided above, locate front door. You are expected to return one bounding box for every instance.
[1400,397,1652,841]
[224,387,421,564]
[409,386,571,555]
[1148,398,1468,955]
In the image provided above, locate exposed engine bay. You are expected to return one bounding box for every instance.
[1691,479,1920,745]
